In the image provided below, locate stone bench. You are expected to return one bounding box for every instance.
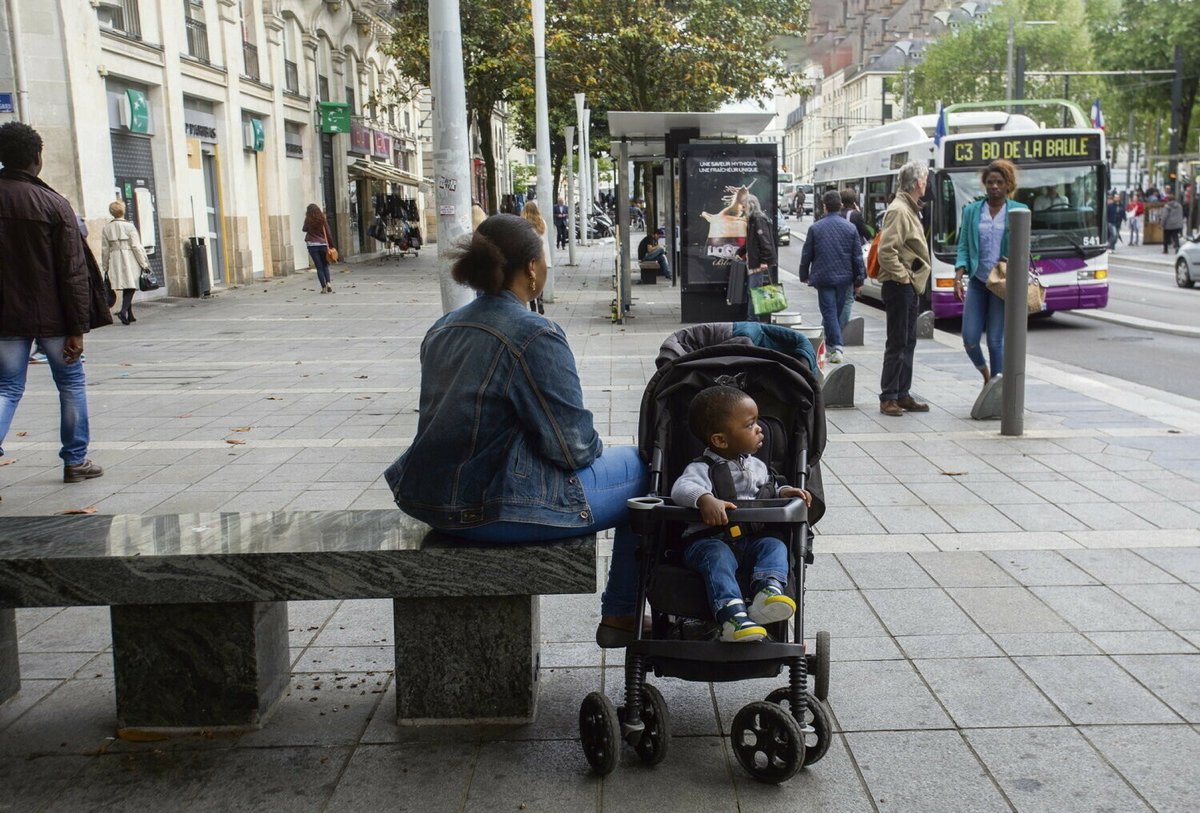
[0,510,595,733]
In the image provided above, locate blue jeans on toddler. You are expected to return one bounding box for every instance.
[449,445,649,617]
[0,336,90,465]
[684,534,789,617]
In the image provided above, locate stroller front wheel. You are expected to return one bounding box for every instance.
[579,691,621,775]
[632,683,671,766]
[731,701,805,783]
[765,688,833,767]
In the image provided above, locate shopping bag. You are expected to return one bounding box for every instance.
[749,283,788,316]
[986,260,1046,313]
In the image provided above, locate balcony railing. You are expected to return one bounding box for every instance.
[185,18,209,63]
[284,60,300,94]
[242,42,260,81]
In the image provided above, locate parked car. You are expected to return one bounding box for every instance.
[1176,233,1200,288]
[777,212,791,246]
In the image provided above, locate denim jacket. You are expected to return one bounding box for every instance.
[384,291,603,529]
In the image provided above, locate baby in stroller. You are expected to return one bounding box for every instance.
[672,385,812,642]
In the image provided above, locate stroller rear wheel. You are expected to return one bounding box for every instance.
[814,630,831,701]
[731,701,805,783]
[579,691,621,775]
[631,683,671,766]
[765,688,832,767]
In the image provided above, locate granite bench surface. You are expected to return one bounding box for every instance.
[0,510,596,607]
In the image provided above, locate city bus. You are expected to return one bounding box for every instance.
[811,100,1110,318]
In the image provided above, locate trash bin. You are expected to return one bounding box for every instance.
[188,237,210,298]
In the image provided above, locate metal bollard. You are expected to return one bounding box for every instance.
[1001,208,1031,436]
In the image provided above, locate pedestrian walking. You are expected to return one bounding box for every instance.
[799,191,865,365]
[876,160,931,417]
[522,200,548,314]
[302,203,336,293]
[553,197,569,249]
[1106,193,1125,251]
[1126,193,1143,246]
[736,195,777,323]
[0,121,105,483]
[837,189,871,330]
[1161,195,1184,254]
[100,199,151,325]
[953,159,1029,386]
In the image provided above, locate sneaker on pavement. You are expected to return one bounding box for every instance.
[828,349,843,364]
[63,459,104,483]
[748,581,796,625]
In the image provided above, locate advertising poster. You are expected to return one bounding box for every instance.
[679,144,776,290]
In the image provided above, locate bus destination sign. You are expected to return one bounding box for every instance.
[945,133,1101,168]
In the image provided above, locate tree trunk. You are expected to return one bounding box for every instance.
[553,152,563,209]
[476,102,499,214]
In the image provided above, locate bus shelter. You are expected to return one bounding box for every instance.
[606,111,775,323]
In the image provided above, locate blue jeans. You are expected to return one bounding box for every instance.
[450,445,649,616]
[643,247,670,280]
[816,284,849,349]
[962,275,1005,376]
[0,336,90,465]
[308,245,331,288]
[684,535,789,616]
[840,283,854,329]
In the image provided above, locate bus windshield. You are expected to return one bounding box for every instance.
[932,164,1105,256]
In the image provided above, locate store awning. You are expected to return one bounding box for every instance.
[348,159,432,188]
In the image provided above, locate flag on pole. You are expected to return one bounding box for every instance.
[933,101,947,147]
[1090,99,1105,131]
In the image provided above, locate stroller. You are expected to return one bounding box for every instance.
[578,330,831,784]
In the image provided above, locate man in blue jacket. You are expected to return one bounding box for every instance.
[799,191,865,364]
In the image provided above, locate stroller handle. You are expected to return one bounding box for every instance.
[628,496,808,524]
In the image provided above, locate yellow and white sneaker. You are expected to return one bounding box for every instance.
[749,584,796,625]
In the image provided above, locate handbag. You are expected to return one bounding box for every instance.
[749,283,789,316]
[726,259,748,306]
[104,275,117,308]
[81,239,114,329]
[327,246,339,263]
[138,268,159,292]
[986,260,1046,314]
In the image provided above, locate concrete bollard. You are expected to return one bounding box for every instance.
[971,375,1004,420]
[916,310,935,339]
[841,316,865,346]
[823,364,856,409]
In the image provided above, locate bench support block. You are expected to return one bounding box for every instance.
[111,601,289,731]
[394,595,539,723]
[0,608,18,703]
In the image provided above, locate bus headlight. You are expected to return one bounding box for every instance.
[1077,269,1107,280]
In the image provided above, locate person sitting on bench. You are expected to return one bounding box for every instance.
[637,227,671,281]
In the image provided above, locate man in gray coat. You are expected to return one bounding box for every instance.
[0,121,103,483]
[1161,194,1184,254]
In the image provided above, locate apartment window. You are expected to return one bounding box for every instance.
[403,110,410,131]
[346,86,356,115]
[241,0,259,80]
[318,75,330,103]
[282,20,300,94]
[98,0,142,38]
[184,0,210,63]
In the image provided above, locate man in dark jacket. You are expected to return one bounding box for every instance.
[0,121,103,483]
[799,191,866,364]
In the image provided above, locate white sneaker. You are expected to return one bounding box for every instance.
[828,349,844,365]
[720,612,767,642]
[748,584,796,625]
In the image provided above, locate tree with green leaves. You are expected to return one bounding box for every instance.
[1087,0,1199,189]
[907,0,1100,125]
[384,2,532,212]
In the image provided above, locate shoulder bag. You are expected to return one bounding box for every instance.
[749,282,789,316]
[986,260,1046,314]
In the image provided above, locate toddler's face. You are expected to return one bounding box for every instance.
[720,397,763,456]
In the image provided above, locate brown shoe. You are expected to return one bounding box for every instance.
[897,395,930,412]
[63,459,104,483]
[879,400,905,417]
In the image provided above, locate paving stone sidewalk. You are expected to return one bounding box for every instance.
[1,241,1197,812]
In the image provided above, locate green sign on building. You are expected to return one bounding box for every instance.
[126,89,150,134]
[249,118,265,152]
[319,101,351,134]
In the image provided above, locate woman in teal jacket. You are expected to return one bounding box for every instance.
[953,159,1028,383]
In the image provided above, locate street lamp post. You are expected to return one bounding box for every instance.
[531,0,554,301]
[574,93,589,246]
[565,124,577,266]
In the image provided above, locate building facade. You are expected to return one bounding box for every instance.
[0,0,430,298]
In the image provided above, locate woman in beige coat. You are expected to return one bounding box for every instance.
[101,200,151,325]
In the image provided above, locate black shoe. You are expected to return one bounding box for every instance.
[63,459,104,483]
[128,312,136,322]
[118,311,130,325]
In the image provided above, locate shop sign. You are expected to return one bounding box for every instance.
[349,121,372,155]
[126,89,150,134]
[319,101,351,134]
[0,93,14,114]
[372,131,392,159]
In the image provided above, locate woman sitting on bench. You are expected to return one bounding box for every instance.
[384,214,648,648]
